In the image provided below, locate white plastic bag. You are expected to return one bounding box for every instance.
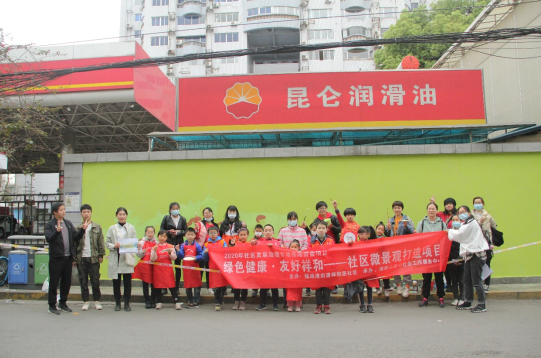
[42,277,49,293]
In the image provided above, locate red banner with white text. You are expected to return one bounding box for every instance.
[209,231,451,289]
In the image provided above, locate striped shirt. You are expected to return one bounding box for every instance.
[277,226,309,250]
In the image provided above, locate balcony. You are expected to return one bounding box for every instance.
[340,0,371,13]
[176,41,206,56]
[244,14,300,32]
[246,0,301,9]
[178,1,203,17]
[343,26,371,41]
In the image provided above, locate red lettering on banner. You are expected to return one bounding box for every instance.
[208,232,451,289]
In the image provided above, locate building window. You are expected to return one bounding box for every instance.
[151,36,168,46]
[178,16,201,25]
[346,26,367,37]
[310,9,332,18]
[380,8,398,18]
[248,7,298,17]
[215,0,238,2]
[178,0,205,3]
[308,29,333,40]
[152,16,169,26]
[215,33,239,42]
[343,50,369,59]
[411,2,419,9]
[178,36,206,43]
[220,57,239,63]
[152,0,169,5]
[215,13,239,22]
[309,50,334,61]
[135,30,141,38]
[135,13,142,22]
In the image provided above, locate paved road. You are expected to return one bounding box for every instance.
[1,300,540,358]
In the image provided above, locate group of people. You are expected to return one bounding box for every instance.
[43,196,497,315]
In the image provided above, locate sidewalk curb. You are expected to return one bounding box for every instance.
[1,290,539,304]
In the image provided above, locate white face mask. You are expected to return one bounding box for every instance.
[255,232,262,237]
[311,231,317,236]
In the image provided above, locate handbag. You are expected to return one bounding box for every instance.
[125,253,135,267]
[491,227,504,247]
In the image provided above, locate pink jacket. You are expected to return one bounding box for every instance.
[194,221,208,247]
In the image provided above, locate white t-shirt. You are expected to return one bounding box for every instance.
[171,215,180,228]
[82,224,92,258]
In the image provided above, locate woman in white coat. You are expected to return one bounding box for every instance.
[106,207,137,312]
[448,205,489,313]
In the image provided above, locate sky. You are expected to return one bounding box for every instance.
[0,0,122,47]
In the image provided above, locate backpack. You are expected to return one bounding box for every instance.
[491,227,504,247]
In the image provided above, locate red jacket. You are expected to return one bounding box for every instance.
[336,212,360,243]
[235,241,250,247]
[255,237,282,247]
[310,235,334,247]
[436,212,454,229]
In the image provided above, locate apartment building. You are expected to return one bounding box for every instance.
[120,0,417,78]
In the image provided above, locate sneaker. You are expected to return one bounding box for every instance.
[305,288,311,296]
[273,304,279,311]
[239,301,246,311]
[485,285,490,293]
[471,304,487,313]
[384,289,390,298]
[295,306,301,312]
[360,304,367,313]
[367,304,374,313]
[58,303,72,312]
[256,304,266,311]
[175,302,182,310]
[456,302,472,310]
[458,300,465,306]
[207,288,214,295]
[397,286,403,295]
[419,298,429,307]
[95,302,102,310]
[324,305,331,314]
[314,305,322,314]
[82,302,89,311]
[185,303,193,309]
[287,306,293,312]
[402,286,410,298]
[251,290,258,297]
[145,301,152,309]
[48,306,60,315]
[156,303,163,310]
[215,304,221,311]
[451,299,459,306]
[331,288,338,295]
[439,298,445,308]
[376,289,382,296]
[232,301,240,310]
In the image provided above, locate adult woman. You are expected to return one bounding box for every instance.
[417,203,447,308]
[160,202,187,291]
[200,207,217,294]
[472,197,497,292]
[448,205,489,313]
[218,205,246,245]
[106,207,137,312]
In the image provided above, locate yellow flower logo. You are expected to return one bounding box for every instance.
[223,82,262,119]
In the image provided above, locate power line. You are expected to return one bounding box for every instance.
[1,26,540,92]
[32,0,541,47]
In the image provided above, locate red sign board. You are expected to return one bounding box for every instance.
[178,70,486,132]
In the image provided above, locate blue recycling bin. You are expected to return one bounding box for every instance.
[8,250,28,284]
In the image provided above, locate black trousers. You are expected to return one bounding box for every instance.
[48,256,73,307]
[465,255,486,304]
[484,250,493,286]
[174,257,182,289]
[422,272,445,299]
[200,261,210,289]
[359,281,373,305]
[315,288,331,306]
[382,279,390,289]
[233,289,248,302]
[186,287,201,304]
[77,257,101,302]
[156,287,179,303]
[214,286,225,304]
[447,263,465,300]
[142,281,157,303]
[113,273,132,300]
[260,289,279,306]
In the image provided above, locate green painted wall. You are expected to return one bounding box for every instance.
[82,152,541,278]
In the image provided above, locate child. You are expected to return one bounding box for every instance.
[250,224,264,298]
[202,226,228,311]
[332,200,360,244]
[151,230,181,310]
[311,221,334,314]
[201,207,218,295]
[278,211,309,250]
[286,240,303,312]
[357,226,378,313]
[177,228,203,309]
[448,215,465,306]
[133,226,157,309]
[304,223,318,297]
[232,228,250,310]
[375,222,391,297]
[254,224,282,311]
[385,200,414,298]
[308,201,341,244]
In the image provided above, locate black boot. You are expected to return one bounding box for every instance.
[124,298,131,312]
[145,301,151,309]
[115,299,121,311]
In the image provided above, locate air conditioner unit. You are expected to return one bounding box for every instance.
[206,24,213,31]
[168,50,175,55]
[302,41,307,45]
[325,0,332,3]
[300,21,308,28]
[231,21,237,26]
[126,23,133,28]
[213,3,219,8]
[301,55,308,60]
[167,68,174,75]
[169,13,176,20]
[206,6,212,11]
[205,59,212,67]
[167,64,174,69]
[301,1,309,7]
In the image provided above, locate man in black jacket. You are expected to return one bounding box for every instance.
[44,202,85,315]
